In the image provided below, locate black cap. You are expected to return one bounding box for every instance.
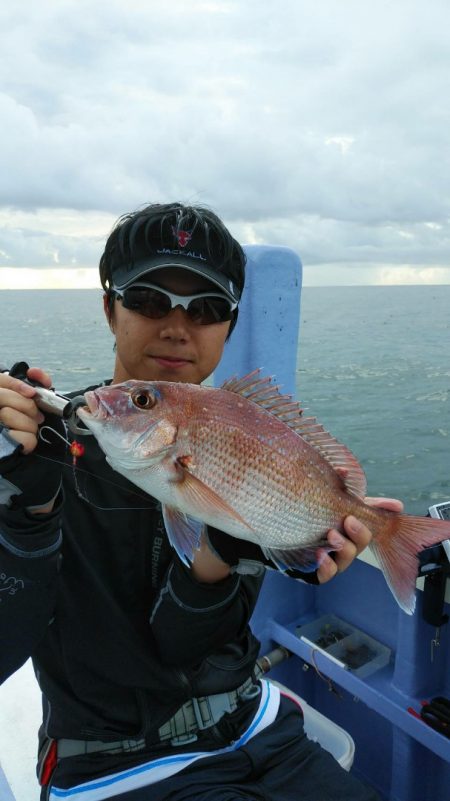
[111,216,242,303]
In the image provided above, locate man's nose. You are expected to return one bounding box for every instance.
[159,306,192,337]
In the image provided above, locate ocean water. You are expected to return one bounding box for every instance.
[0,285,449,515]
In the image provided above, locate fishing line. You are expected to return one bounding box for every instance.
[310,649,342,697]
[37,426,157,511]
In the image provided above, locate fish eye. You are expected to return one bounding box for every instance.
[131,389,156,410]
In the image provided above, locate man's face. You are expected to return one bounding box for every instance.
[105,267,232,385]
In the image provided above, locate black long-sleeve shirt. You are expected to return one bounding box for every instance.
[0,383,262,744]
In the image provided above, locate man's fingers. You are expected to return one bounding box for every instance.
[318,497,404,585]
[3,430,38,454]
[342,515,372,553]
[26,367,53,389]
[319,516,372,583]
[0,401,44,429]
[365,496,404,513]
[330,526,359,573]
[0,383,46,456]
[0,375,37,398]
[0,368,52,396]
[317,553,338,584]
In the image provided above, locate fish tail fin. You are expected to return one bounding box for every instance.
[370,514,450,615]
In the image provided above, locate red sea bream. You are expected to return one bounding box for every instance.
[78,371,450,614]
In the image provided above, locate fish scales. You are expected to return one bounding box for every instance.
[78,373,450,614]
[180,389,345,546]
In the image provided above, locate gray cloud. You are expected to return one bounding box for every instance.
[1,0,449,282]
[0,225,102,268]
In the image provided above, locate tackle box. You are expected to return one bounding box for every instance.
[296,613,392,679]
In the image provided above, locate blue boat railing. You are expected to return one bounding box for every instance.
[216,245,450,801]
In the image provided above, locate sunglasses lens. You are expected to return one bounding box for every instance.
[119,287,234,325]
[122,287,171,319]
[188,297,233,325]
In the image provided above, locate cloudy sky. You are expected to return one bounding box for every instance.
[1,0,449,288]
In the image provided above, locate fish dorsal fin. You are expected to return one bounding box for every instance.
[293,415,367,498]
[221,370,367,499]
[220,370,305,425]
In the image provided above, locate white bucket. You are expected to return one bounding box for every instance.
[271,682,356,771]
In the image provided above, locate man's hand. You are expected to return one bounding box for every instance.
[0,367,53,454]
[317,497,404,583]
[0,367,66,513]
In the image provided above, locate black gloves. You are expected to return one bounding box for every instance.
[206,526,320,585]
[0,414,67,511]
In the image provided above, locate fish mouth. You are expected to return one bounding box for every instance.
[77,390,108,422]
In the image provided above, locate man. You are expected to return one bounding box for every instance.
[0,203,401,800]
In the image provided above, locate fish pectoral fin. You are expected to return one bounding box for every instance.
[263,540,332,573]
[177,472,254,534]
[162,506,205,566]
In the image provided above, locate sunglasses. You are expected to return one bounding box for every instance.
[112,282,238,326]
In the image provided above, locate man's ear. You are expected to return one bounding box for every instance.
[103,292,115,332]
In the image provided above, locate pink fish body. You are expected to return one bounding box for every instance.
[78,372,450,614]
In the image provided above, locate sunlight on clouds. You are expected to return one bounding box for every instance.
[2,263,449,291]
[240,224,263,245]
[303,262,450,286]
[378,265,450,285]
[196,1,233,11]
[325,136,355,154]
[0,268,99,290]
